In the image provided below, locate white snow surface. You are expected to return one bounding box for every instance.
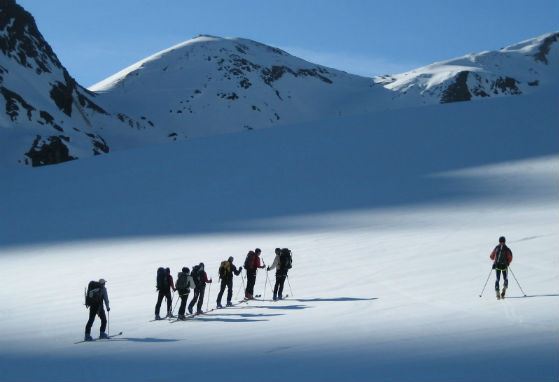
[0,90,558,381]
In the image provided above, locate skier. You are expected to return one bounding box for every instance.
[175,267,196,320]
[268,248,293,301]
[244,248,265,299]
[84,278,110,341]
[216,256,243,308]
[155,267,176,320]
[188,263,212,315]
[490,236,513,299]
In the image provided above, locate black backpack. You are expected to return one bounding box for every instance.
[191,265,201,288]
[279,248,293,270]
[494,245,509,269]
[176,272,189,291]
[219,261,230,279]
[244,251,255,270]
[156,267,169,291]
[85,281,103,307]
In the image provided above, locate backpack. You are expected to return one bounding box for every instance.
[219,261,230,279]
[279,248,293,270]
[494,245,509,270]
[176,272,189,291]
[156,267,169,291]
[85,281,103,307]
[244,251,256,270]
[191,265,201,288]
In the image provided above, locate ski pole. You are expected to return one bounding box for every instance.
[206,282,212,311]
[172,292,180,315]
[107,309,110,337]
[479,268,493,297]
[235,274,244,300]
[287,274,294,297]
[509,267,527,297]
[264,269,270,300]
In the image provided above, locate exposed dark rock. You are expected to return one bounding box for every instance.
[533,32,559,64]
[494,76,521,95]
[261,65,333,86]
[440,71,471,103]
[528,80,539,86]
[239,78,251,89]
[25,135,75,166]
[0,86,34,120]
[0,0,62,74]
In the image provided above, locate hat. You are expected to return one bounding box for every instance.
[182,267,190,273]
[228,256,234,262]
[98,278,107,284]
[275,248,280,254]
[255,248,261,254]
[499,236,506,243]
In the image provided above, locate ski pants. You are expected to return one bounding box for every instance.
[178,291,190,316]
[155,289,172,316]
[246,270,257,297]
[495,269,508,290]
[274,270,288,298]
[217,279,233,304]
[85,304,107,335]
[188,286,206,312]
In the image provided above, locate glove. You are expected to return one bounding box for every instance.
[492,263,496,270]
[239,266,243,271]
[267,267,270,271]
[107,307,111,312]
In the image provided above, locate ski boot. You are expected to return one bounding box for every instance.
[500,287,507,300]
[226,301,233,307]
[278,294,283,301]
[155,314,162,320]
[178,314,186,320]
[496,288,501,300]
[196,309,204,315]
[84,334,93,342]
[273,294,277,301]
[217,302,223,309]
[166,312,175,319]
[188,306,193,315]
[99,332,109,340]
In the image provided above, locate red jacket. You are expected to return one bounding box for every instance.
[251,255,263,270]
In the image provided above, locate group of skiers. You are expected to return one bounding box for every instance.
[84,237,513,341]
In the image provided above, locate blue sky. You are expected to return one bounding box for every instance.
[18,0,559,87]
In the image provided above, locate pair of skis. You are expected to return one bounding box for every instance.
[74,331,123,344]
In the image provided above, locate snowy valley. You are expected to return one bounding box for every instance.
[0,1,558,381]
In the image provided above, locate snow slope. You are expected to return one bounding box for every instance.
[375,32,559,106]
[0,90,557,381]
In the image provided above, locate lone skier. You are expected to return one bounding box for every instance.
[176,267,196,320]
[188,263,212,315]
[268,248,293,301]
[155,267,176,320]
[244,248,265,299]
[490,236,513,299]
[84,278,110,341]
[216,256,243,308]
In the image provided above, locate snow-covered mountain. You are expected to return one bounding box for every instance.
[90,35,391,140]
[0,0,151,167]
[374,32,559,106]
[0,0,557,168]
